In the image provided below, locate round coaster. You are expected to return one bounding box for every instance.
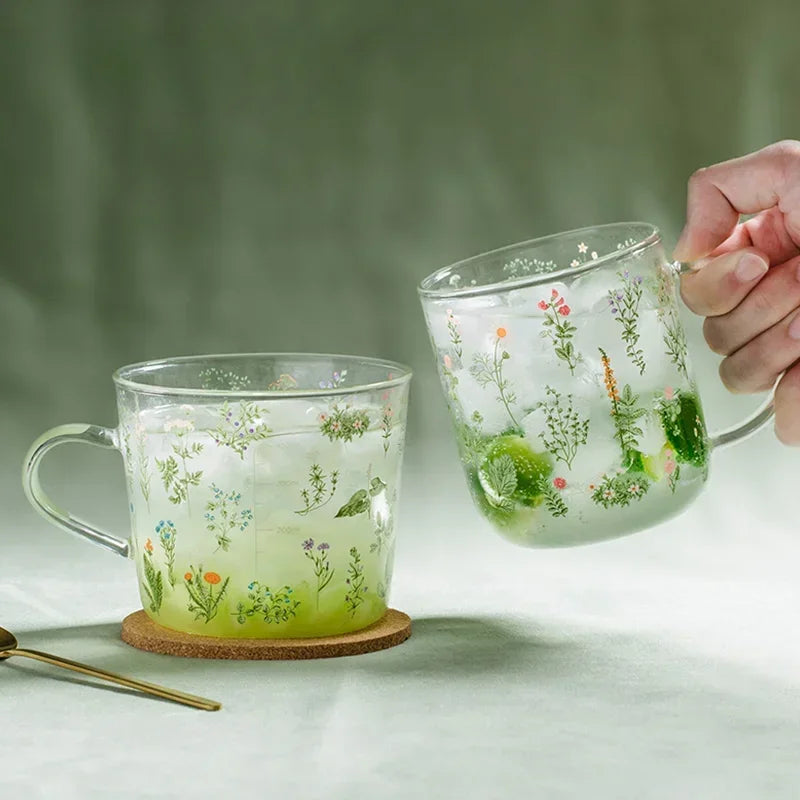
[121,609,412,660]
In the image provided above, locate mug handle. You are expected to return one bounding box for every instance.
[22,424,131,558]
[673,260,776,451]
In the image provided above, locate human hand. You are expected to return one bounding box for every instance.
[674,140,800,444]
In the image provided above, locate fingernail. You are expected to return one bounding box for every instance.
[789,312,800,341]
[735,253,768,282]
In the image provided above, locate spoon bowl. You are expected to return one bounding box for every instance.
[0,626,16,657]
[0,625,220,710]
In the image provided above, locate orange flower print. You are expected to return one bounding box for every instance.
[599,348,619,405]
[144,538,153,554]
[496,327,507,339]
[184,571,193,581]
[204,572,222,585]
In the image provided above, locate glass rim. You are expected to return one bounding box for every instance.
[112,352,413,399]
[417,221,662,300]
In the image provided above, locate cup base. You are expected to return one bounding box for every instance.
[121,608,411,660]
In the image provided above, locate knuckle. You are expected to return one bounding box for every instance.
[687,166,710,188]
[770,140,800,181]
[702,317,731,355]
[719,353,769,394]
[770,139,800,161]
[748,285,780,319]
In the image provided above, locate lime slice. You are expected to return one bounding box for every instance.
[478,435,553,508]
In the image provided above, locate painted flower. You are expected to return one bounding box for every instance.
[302,538,314,551]
[591,251,598,259]
[319,413,327,421]
[248,582,256,590]
[538,300,548,310]
[184,571,193,581]
[353,418,364,430]
[551,288,558,299]
[603,488,614,499]
[578,242,588,254]
[570,259,580,267]
[144,538,153,553]
[496,327,507,339]
[555,296,564,307]
[558,305,571,316]
[589,483,596,490]
[628,484,641,495]
[553,477,567,490]
[317,542,330,551]
[664,459,676,476]
[664,386,675,400]
[204,572,221,585]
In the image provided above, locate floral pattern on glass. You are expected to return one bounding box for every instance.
[183,566,230,623]
[205,484,253,552]
[295,464,339,515]
[156,420,204,508]
[319,405,370,443]
[469,327,522,433]
[608,270,646,374]
[234,582,299,625]
[303,538,334,609]
[539,290,579,373]
[344,547,366,617]
[155,519,177,587]
[210,401,270,459]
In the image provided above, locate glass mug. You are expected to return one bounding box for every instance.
[419,222,774,548]
[23,354,411,638]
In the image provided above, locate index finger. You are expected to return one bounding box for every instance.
[673,140,800,262]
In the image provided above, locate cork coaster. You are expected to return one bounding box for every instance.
[121,609,412,660]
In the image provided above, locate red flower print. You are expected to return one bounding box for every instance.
[537,300,548,310]
[553,477,567,490]
[555,296,564,307]
[551,288,558,298]
[204,572,222,585]
[558,304,571,316]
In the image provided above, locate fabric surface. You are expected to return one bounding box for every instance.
[3,2,800,797]
[3,445,800,798]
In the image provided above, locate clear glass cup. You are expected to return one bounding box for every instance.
[23,353,412,637]
[419,222,774,548]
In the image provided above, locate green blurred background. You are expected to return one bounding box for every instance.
[2,0,798,526]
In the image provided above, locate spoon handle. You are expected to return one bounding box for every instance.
[8,648,221,711]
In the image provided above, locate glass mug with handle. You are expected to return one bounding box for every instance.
[419,222,773,547]
[23,353,411,637]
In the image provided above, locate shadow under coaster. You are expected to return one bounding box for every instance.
[121,609,412,660]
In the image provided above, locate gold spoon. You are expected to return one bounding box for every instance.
[0,626,221,711]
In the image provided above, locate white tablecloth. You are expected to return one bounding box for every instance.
[2,441,800,799]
